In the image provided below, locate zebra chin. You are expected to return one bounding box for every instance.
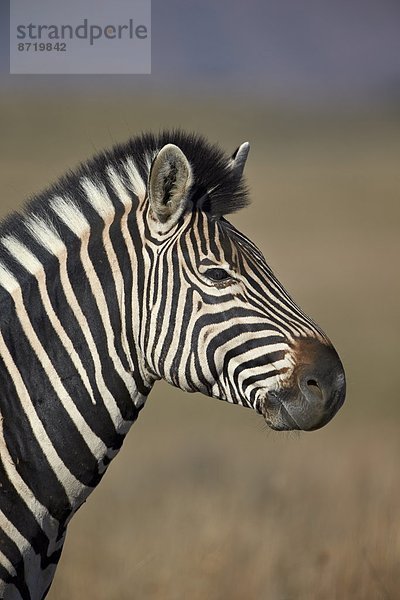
[255,337,346,432]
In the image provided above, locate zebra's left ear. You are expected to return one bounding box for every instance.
[148,144,193,227]
[229,142,250,179]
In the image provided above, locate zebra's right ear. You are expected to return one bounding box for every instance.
[148,144,193,227]
[229,142,250,179]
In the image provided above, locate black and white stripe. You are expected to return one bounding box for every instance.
[0,130,343,599]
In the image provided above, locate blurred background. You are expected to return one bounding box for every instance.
[1,1,400,598]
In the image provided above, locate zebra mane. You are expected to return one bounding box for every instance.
[1,131,249,242]
[97,130,250,217]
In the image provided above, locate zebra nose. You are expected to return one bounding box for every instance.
[293,337,346,430]
[259,337,345,431]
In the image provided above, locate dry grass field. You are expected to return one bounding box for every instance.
[0,92,399,599]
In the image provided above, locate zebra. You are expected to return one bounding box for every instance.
[0,130,345,599]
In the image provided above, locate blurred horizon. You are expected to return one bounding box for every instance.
[1,0,400,109]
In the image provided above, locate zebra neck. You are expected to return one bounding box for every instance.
[0,163,159,596]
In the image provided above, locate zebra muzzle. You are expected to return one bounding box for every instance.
[258,337,346,431]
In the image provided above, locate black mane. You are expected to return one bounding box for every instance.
[123,130,249,217]
[1,131,249,241]
[86,130,249,217]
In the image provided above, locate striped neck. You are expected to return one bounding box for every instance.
[0,155,156,598]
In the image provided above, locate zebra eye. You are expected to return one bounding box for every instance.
[204,268,231,282]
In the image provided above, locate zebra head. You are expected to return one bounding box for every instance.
[139,135,345,431]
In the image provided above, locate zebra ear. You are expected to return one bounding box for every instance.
[148,144,193,225]
[230,142,250,179]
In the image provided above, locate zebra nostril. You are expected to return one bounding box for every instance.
[306,379,323,402]
[292,337,346,416]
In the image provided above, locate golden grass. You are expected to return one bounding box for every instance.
[0,92,399,598]
[51,393,400,600]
